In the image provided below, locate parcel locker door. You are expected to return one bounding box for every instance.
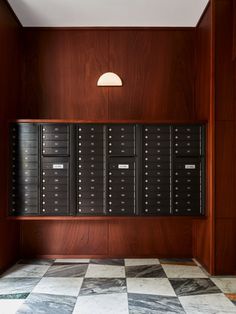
[41,157,70,215]
[77,124,105,215]
[107,157,136,215]
[173,158,203,215]
[9,123,39,215]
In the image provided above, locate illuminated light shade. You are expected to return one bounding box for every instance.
[97,72,122,86]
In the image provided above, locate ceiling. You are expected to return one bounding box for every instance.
[8,0,209,27]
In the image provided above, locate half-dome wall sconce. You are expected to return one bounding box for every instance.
[97,72,123,86]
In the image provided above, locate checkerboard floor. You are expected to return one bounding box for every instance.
[0,258,236,313]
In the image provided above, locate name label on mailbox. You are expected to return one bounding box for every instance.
[185,164,196,169]
[53,164,64,169]
[118,164,129,169]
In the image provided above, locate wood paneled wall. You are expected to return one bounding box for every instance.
[18,27,198,260]
[20,218,193,259]
[0,0,21,271]
[214,0,236,275]
[194,0,236,275]
[2,0,235,274]
[193,4,214,274]
[20,28,195,120]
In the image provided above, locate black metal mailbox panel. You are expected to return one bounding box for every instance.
[9,122,205,217]
[10,123,39,215]
[142,125,171,215]
[107,157,136,215]
[77,124,105,215]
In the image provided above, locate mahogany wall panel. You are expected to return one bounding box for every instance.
[18,28,199,260]
[195,6,211,121]
[20,221,109,257]
[214,0,236,274]
[108,30,195,120]
[215,121,236,218]
[0,0,21,218]
[20,29,195,121]
[0,221,20,271]
[215,219,236,275]
[20,218,193,258]
[193,219,211,271]
[21,30,109,119]
[0,0,21,272]
[215,0,235,121]
[108,219,192,257]
[193,3,214,274]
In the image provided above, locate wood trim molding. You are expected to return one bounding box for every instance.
[12,119,208,124]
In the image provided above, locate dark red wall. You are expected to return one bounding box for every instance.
[214,0,236,275]
[0,0,21,272]
[193,4,214,274]
[20,28,195,120]
[17,27,200,260]
[2,0,235,274]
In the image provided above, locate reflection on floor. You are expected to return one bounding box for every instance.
[0,258,236,313]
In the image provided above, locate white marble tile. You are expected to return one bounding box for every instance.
[179,293,236,314]
[32,277,83,297]
[124,259,160,267]
[0,300,24,314]
[162,265,207,278]
[17,293,76,314]
[211,278,236,293]
[127,278,176,296]
[85,265,125,278]
[1,264,50,278]
[73,293,129,314]
[55,259,90,264]
[0,278,40,295]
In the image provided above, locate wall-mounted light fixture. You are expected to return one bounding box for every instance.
[97,72,122,86]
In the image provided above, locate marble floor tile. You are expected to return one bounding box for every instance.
[17,259,54,265]
[125,265,166,278]
[85,264,125,278]
[55,259,90,264]
[162,264,208,278]
[32,277,83,297]
[170,278,221,296]
[0,293,29,300]
[128,293,185,314]
[0,278,40,298]
[73,293,129,314]
[1,264,50,278]
[160,258,196,266]
[0,300,24,314]
[179,293,236,314]
[44,264,88,277]
[211,278,236,293]
[79,278,126,295]
[124,259,160,267]
[90,259,124,266]
[127,278,176,296]
[16,293,76,314]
